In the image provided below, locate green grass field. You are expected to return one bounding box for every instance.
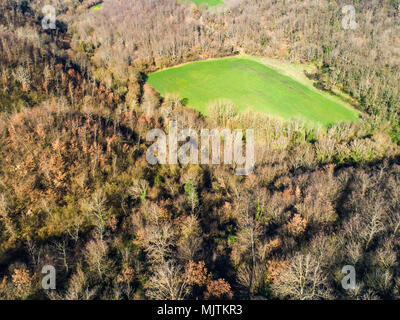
[183,0,224,6]
[92,4,103,11]
[147,57,360,126]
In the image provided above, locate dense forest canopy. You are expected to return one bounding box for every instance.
[0,0,399,300]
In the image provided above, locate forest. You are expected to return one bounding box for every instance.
[0,0,399,300]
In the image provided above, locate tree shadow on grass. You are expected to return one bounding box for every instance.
[181,97,189,106]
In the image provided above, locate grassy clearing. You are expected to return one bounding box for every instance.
[92,4,103,11]
[182,0,224,6]
[147,57,360,126]
[246,55,360,114]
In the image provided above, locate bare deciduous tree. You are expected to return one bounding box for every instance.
[272,253,333,300]
[146,261,191,300]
